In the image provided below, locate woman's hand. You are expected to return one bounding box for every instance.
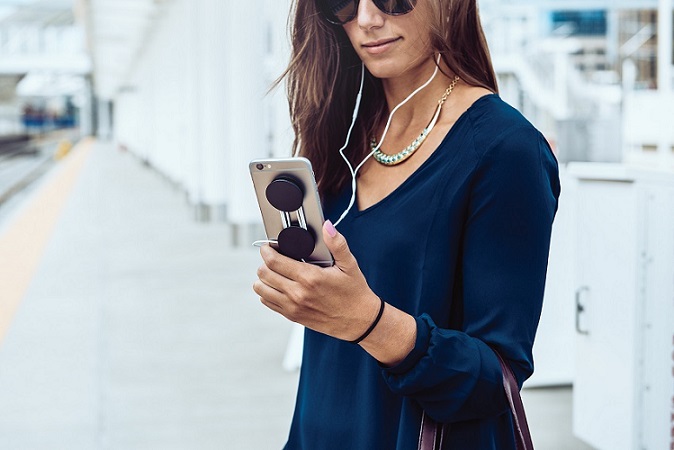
[253,221,418,366]
[253,221,381,342]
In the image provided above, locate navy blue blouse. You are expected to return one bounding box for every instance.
[284,94,561,449]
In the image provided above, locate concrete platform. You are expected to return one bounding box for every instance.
[0,140,593,449]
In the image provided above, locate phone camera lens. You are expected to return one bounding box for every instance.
[256,163,264,170]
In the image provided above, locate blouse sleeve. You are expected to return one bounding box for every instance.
[381,126,561,423]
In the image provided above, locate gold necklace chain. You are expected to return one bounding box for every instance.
[371,76,460,166]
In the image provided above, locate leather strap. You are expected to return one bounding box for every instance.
[418,411,442,450]
[493,351,534,450]
[418,351,534,450]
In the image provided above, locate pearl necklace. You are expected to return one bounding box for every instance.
[371,76,460,166]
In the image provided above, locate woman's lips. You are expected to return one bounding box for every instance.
[362,37,401,55]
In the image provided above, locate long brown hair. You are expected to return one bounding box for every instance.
[279,0,498,196]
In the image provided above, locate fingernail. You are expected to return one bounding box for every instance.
[324,220,337,237]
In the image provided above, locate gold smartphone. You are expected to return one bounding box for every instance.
[249,157,334,267]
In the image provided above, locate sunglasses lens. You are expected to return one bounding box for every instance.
[318,0,416,24]
[373,0,416,15]
[320,0,357,24]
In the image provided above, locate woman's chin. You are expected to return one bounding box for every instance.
[362,61,402,80]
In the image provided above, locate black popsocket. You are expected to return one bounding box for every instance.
[265,178,304,212]
[265,176,316,261]
[277,226,316,260]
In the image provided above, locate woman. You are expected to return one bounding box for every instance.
[253,0,560,448]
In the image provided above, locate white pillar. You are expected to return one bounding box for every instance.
[96,98,112,141]
[185,0,231,221]
[137,62,154,163]
[265,0,295,158]
[149,1,184,184]
[177,0,204,209]
[554,50,569,120]
[659,0,673,93]
[658,0,673,162]
[223,0,267,232]
[79,75,95,137]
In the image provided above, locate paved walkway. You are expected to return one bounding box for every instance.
[0,140,592,449]
[0,141,298,449]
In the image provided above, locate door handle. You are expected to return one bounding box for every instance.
[575,286,590,335]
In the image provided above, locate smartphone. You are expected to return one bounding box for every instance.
[249,157,334,267]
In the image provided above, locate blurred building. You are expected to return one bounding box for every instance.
[618,10,660,87]
[481,0,673,168]
[0,0,91,136]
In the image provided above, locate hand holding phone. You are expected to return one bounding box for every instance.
[249,157,334,267]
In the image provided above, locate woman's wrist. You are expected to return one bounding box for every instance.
[348,297,386,344]
[358,302,417,367]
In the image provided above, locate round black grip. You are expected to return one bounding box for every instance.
[265,178,304,212]
[277,226,315,260]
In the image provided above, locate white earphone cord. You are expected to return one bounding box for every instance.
[333,55,442,227]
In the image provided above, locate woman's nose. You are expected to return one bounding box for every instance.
[355,0,385,30]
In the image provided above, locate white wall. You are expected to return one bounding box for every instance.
[623,91,674,169]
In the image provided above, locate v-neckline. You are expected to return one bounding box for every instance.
[354,93,497,215]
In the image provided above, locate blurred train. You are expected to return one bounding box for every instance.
[0,134,36,160]
[21,101,77,134]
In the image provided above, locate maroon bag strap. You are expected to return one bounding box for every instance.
[493,351,534,450]
[418,411,442,450]
[418,351,534,450]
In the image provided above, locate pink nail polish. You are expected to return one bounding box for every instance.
[324,220,337,237]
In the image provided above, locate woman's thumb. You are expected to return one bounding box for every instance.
[322,220,354,269]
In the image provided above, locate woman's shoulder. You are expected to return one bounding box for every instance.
[463,93,545,158]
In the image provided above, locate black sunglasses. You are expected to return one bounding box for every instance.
[317,0,417,25]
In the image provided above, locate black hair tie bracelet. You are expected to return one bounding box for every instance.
[349,298,386,345]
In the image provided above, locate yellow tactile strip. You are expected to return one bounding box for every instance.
[0,137,94,346]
